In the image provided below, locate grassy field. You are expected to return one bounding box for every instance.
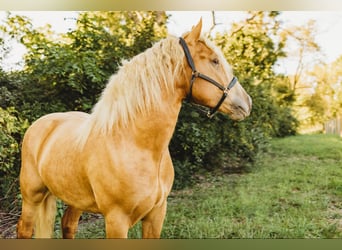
[61,134,342,238]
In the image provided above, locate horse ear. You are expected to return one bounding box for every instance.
[185,18,202,42]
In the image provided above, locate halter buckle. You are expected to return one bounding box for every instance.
[192,71,199,78]
[207,111,214,119]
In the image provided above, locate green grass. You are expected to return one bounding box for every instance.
[70,134,342,238]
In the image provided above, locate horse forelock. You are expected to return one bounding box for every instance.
[76,35,186,147]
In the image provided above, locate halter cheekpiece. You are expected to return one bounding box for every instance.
[179,37,237,118]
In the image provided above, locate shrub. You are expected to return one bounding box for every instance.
[0,107,29,211]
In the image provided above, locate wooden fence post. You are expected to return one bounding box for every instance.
[324,116,342,137]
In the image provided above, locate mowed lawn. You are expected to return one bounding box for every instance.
[70,134,342,238]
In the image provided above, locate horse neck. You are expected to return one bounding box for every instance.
[124,87,184,154]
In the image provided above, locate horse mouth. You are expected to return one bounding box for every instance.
[229,109,247,121]
[229,102,252,121]
[237,106,250,120]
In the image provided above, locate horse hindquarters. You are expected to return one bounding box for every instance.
[17,116,59,238]
[17,146,57,238]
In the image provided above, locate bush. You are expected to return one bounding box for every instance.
[170,101,271,189]
[170,78,297,189]
[0,107,29,211]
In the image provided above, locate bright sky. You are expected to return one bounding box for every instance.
[1,11,342,73]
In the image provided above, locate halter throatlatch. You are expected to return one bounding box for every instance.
[179,37,237,118]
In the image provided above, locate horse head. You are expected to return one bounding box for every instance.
[180,19,252,121]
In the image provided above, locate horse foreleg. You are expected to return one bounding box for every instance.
[62,206,82,239]
[104,209,130,238]
[142,200,167,238]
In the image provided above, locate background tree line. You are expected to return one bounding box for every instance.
[1,11,327,214]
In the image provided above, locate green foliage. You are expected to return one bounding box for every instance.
[0,107,28,174]
[0,107,29,210]
[0,37,9,63]
[0,107,21,174]
[1,11,168,119]
[217,11,295,136]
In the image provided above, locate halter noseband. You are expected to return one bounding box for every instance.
[179,37,237,118]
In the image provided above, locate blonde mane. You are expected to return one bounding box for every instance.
[76,35,186,147]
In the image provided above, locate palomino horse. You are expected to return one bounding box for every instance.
[17,19,252,238]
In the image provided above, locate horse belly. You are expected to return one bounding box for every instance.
[41,162,98,212]
[40,144,98,211]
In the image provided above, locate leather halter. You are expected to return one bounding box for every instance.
[179,37,237,118]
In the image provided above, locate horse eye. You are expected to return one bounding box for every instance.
[212,58,219,65]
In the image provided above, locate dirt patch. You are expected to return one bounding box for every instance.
[0,211,19,238]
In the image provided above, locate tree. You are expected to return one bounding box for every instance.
[214,11,296,136]
[275,19,324,132]
[279,20,321,94]
[302,56,342,128]
[0,37,9,65]
[1,11,168,120]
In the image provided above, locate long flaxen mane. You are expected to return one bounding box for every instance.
[76,35,186,147]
